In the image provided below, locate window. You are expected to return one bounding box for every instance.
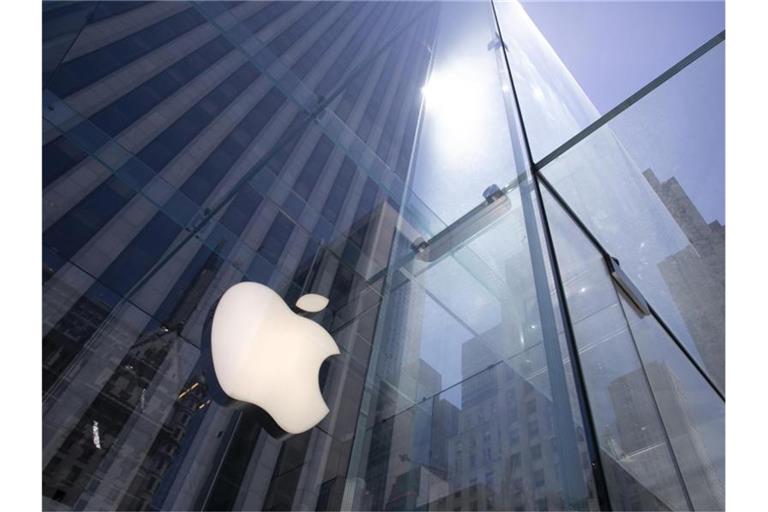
[508,427,520,445]
[482,430,492,462]
[528,419,539,438]
[294,136,334,200]
[99,211,181,295]
[47,8,206,97]
[484,470,495,490]
[65,465,82,484]
[258,212,294,265]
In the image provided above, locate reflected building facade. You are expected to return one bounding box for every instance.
[644,169,725,391]
[42,2,725,511]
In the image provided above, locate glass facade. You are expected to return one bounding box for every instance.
[42,2,724,511]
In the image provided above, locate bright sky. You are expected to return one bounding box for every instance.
[522,0,726,224]
[521,0,725,114]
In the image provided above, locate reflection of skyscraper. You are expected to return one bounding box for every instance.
[643,362,725,510]
[606,365,684,511]
[643,169,725,391]
[379,360,457,511]
[358,222,431,511]
[43,245,221,508]
[608,361,724,510]
[440,335,594,512]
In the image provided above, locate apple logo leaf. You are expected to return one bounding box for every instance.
[295,293,329,313]
[201,282,339,438]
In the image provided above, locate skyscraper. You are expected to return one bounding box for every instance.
[42,2,725,511]
[43,2,435,508]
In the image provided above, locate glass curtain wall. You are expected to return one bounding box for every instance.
[343,1,724,511]
[529,42,726,510]
[341,2,596,510]
[494,1,725,509]
[41,1,724,511]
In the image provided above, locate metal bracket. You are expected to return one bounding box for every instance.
[412,184,511,262]
[605,256,650,316]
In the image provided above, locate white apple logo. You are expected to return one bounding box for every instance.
[210,282,339,435]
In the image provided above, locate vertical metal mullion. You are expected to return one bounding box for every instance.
[489,1,613,510]
[340,6,442,510]
[528,175,614,511]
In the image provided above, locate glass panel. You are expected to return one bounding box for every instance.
[348,361,597,511]
[541,187,691,511]
[404,2,517,226]
[344,194,608,510]
[494,1,600,161]
[343,4,597,511]
[620,297,725,511]
[538,41,725,392]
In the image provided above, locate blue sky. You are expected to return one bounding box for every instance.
[521,0,725,114]
[522,0,725,224]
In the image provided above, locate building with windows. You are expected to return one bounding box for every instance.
[42,1,725,511]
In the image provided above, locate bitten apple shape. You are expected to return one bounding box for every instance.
[210,282,339,435]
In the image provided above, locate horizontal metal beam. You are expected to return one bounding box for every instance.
[535,30,725,170]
